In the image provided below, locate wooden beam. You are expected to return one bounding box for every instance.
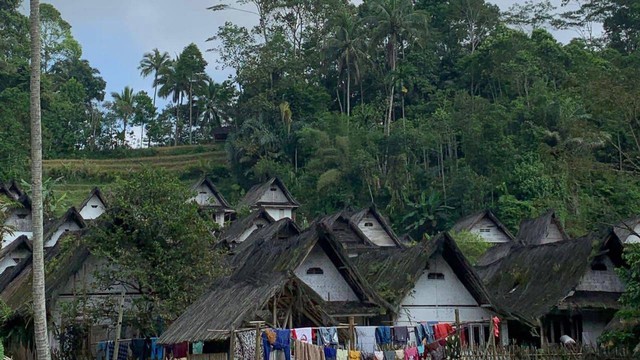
[112,289,126,360]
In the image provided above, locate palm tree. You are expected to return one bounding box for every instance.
[157,58,186,146]
[367,0,427,136]
[138,49,170,144]
[111,87,136,146]
[325,9,368,117]
[29,0,52,359]
[198,80,231,140]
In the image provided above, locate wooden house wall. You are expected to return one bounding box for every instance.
[258,185,289,204]
[575,256,625,293]
[540,223,565,244]
[45,221,82,248]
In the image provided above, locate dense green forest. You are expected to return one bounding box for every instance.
[2,0,640,239]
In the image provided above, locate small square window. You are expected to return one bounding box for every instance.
[427,273,445,280]
[364,222,374,227]
[17,214,28,219]
[270,187,277,192]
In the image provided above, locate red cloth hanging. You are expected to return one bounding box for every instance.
[492,317,501,338]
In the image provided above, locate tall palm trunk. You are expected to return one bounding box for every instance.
[30,1,52,359]
[346,52,351,117]
[385,38,397,137]
[189,83,193,145]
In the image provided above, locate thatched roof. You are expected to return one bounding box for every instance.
[478,232,623,326]
[229,217,300,259]
[191,177,234,211]
[1,230,90,310]
[352,233,493,310]
[516,209,568,245]
[78,187,107,211]
[451,210,515,241]
[613,216,640,244]
[237,177,300,209]
[0,235,32,293]
[218,207,276,247]
[159,222,390,344]
[43,207,86,246]
[322,206,404,252]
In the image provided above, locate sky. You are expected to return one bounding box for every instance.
[20,0,599,108]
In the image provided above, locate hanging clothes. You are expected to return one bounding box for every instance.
[403,347,418,360]
[318,328,339,346]
[373,351,384,360]
[426,322,438,344]
[324,347,337,360]
[130,339,147,360]
[355,326,377,354]
[150,338,163,360]
[191,341,204,355]
[97,342,107,360]
[294,339,325,360]
[434,324,453,345]
[262,329,291,360]
[383,350,395,360]
[173,342,188,359]
[414,325,425,345]
[392,327,408,345]
[393,350,404,359]
[416,345,424,357]
[235,330,257,360]
[336,349,349,360]
[348,350,361,360]
[293,328,314,344]
[375,327,392,345]
[492,317,501,338]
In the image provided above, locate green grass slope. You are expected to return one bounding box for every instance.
[43,144,229,214]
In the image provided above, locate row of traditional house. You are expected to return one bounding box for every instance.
[0,177,636,357]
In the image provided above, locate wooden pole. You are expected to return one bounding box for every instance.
[538,318,546,349]
[112,289,126,360]
[348,316,355,351]
[455,309,461,353]
[254,322,262,360]
[229,327,236,360]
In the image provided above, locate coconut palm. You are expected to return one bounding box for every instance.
[111,86,136,146]
[367,0,427,135]
[198,79,233,140]
[325,9,368,117]
[138,48,171,107]
[138,49,170,144]
[156,58,186,146]
[29,0,52,359]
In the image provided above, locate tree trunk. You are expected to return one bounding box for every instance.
[189,83,193,145]
[385,40,397,137]
[346,52,351,117]
[30,1,52,359]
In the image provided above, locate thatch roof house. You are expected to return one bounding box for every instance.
[613,216,640,244]
[451,210,515,244]
[351,233,503,344]
[516,209,569,246]
[190,177,235,227]
[159,222,390,345]
[0,235,31,276]
[1,181,33,246]
[322,206,404,255]
[477,231,625,346]
[43,207,86,248]
[237,177,299,221]
[217,207,276,248]
[78,187,107,221]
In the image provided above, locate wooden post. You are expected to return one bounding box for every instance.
[254,322,262,360]
[348,316,355,351]
[112,289,126,360]
[272,297,277,327]
[455,309,461,353]
[229,327,236,360]
[538,318,546,348]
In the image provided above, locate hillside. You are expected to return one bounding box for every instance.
[43,145,229,213]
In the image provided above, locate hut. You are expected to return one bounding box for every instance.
[0,235,31,276]
[352,233,505,346]
[451,210,514,244]
[613,216,640,244]
[189,177,235,227]
[217,207,276,249]
[477,231,625,346]
[237,177,300,221]
[1,181,33,246]
[159,222,390,348]
[322,206,404,256]
[43,207,86,248]
[516,209,569,246]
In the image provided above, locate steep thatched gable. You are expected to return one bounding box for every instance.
[237,177,300,209]
[516,209,568,245]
